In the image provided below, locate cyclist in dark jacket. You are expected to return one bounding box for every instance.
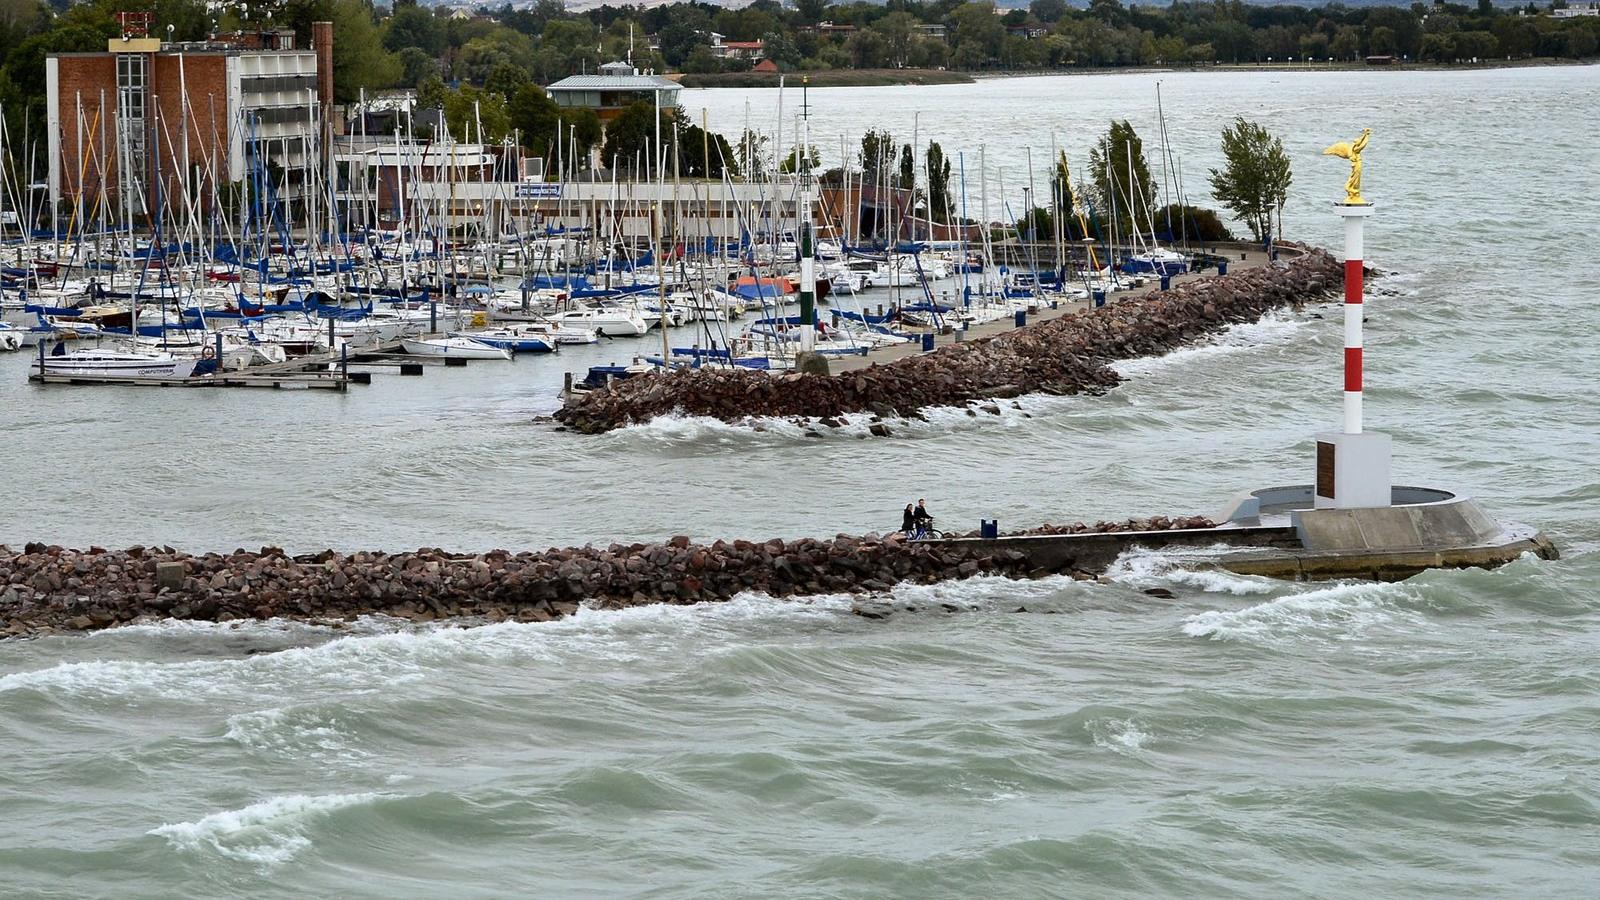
[914,500,933,529]
[901,504,916,535]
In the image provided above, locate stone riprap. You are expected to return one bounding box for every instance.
[554,250,1344,434]
[0,517,1216,636]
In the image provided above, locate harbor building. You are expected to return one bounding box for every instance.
[544,62,681,123]
[44,14,335,215]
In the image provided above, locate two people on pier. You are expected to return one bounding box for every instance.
[901,500,935,540]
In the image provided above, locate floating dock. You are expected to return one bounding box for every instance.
[24,337,500,389]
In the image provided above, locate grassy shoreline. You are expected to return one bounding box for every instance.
[678,68,974,88]
[680,57,1594,89]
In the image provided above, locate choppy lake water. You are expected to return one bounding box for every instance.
[2,67,1598,897]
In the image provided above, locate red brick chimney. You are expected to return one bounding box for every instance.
[312,20,333,109]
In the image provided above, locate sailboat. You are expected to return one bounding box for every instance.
[38,344,199,378]
[400,335,513,360]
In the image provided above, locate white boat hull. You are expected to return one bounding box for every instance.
[401,337,513,360]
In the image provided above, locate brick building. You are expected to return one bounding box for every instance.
[45,18,335,218]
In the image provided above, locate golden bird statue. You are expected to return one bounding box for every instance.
[1323,128,1372,205]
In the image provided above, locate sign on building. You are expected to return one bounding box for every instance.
[514,183,563,199]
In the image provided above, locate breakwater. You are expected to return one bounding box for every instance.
[554,250,1344,434]
[0,517,1215,637]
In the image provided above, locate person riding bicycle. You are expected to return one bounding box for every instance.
[901,504,916,536]
[914,500,933,530]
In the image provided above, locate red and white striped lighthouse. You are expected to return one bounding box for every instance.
[1339,204,1372,434]
[1315,200,1390,510]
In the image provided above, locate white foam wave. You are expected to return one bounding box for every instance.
[600,392,1082,444]
[1113,310,1309,378]
[150,792,382,867]
[225,706,368,766]
[1105,545,1278,596]
[1087,718,1151,755]
[878,572,1086,611]
[0,593,862,701]
[1182,581,1425,644]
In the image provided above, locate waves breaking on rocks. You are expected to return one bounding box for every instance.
[553,249,1344,434]
[0,516,1216,637]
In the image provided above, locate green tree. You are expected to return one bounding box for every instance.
[1017,206,1052,241]
[925,141,953,222]
[738,128,769,176]
[779,143,820,174]
[509,83,563,157]
[1330,26,1361,60]
[1088,119,1155,234]
[562,109,602,168]
[859,128,896,181]
[601,101,672,173]
[397,46,440,85]
[675,119,737,178]
[329,0,400,101]
[898,142,915,192]
[1030,0,1068,24]
[1206,117,1291,241]
[383,3,443,56]
[440,85,511,142]
[485,62,530,100]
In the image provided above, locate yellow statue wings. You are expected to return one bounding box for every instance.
[1323,128,1372,205]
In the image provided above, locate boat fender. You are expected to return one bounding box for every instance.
[201,346,217,360]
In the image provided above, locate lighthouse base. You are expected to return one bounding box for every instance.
[1313,431,1391,509]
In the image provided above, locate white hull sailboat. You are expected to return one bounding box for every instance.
[38,349,199,379]
[401,337,513,360]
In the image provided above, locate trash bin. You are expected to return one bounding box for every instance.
[1217,261,1229,276]
[1159,274,1171,291]
[921,332,935,352]
[980,519,998,539]
[1092,290,1106,307]
[1014,310,1026,327]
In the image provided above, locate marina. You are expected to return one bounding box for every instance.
[1,55,1595,899]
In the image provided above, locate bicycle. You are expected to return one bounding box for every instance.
[909,520,945,541]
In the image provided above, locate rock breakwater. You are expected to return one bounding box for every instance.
[554,250,1344,434]
[0,517,1215,637]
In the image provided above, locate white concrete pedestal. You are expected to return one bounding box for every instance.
[1314,431,1392,509]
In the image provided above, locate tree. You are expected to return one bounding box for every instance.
[440,85,511,142]
[738,129,769,176]
[925,141,953,223]
[859,129,896,181]
[383,3,443,56]
[602,101,671,173]
[485,62,530,100]
[676,119,737,178]
[898,143,916,192]
[1017,206,1052,241]
[397,47,440,85]
[657,20,704,67]
[873,11,918,66]
[329,0,400,102]
[949,1,1007,67]
[1089,120,1156,234]
[509,83,563,158]
[1330,26,1361,60]
[1030,0,1068,24]
[562,109,603,169]
[1207,117,1291,242]
[779,144,820,174]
